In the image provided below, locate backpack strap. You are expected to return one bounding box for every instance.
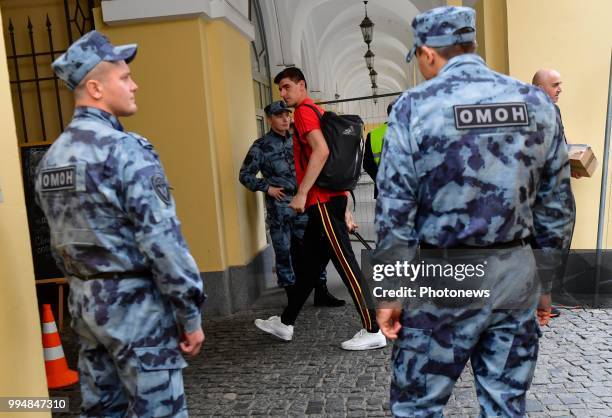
[294,103,323,173]
[293,118,308,175]
[302,103,323,120]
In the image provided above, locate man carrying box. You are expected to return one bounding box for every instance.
[532,68,588,322]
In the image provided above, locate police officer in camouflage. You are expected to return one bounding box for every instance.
[35,31,205,417]
[373,7,574,417]
[239,101,343,307]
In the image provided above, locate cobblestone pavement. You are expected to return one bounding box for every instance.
[51,286,612,418]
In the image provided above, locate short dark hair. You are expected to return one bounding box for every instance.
[274,67,307,89]
[416,27,477,60]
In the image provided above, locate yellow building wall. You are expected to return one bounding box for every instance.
[203,20,266,265]
[0,6,50,414]
[272,83,282,101]
[95,11,265,270]
[1,0,75,143]
[506,0,612,248]
[474,0,508,75]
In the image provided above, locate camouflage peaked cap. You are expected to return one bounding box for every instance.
[406,6,476,62]
[52,30,137,90]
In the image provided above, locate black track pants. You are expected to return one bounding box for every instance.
[281,196,378,332]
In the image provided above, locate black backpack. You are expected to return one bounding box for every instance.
[299,104,364,191]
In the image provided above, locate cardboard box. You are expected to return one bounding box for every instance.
[567,144,598,177]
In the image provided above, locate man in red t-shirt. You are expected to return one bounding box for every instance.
[254,67,386,351]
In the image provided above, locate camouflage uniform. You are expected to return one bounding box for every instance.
[36,31,205,417]
[239,126,326,287]
[374,7,574,417]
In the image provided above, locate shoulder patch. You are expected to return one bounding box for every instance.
[151,173,171,205]
[40,166,76,192]
[127,131,153,149]
[453,103,529,129]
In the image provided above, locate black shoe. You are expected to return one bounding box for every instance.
[550,306,561,318]
[313,284,345,307]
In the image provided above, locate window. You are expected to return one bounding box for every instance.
[249,0,271,135]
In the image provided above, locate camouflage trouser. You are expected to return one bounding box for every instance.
[267,198,327,287]
[391,306,540,418]
[390,246,541,418]
[68,277,189,418]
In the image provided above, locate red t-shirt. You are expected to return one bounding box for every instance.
[293,97,348,208]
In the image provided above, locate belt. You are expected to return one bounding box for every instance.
[72,271,151,280]
[420,238,530,250]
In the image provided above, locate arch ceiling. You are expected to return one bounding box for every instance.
[260,0,447,100]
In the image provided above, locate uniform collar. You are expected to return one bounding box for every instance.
[267,129,290,140]
[438,53,485,76]
[73,106,124,131]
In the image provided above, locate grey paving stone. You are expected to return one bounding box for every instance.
[590,404,612,410]
[305,400,323,414]
[47,292,612,417]
[222,392,237,401]
[558,395,584,405]
[526,399,544,412]
[547,403,578,411]
[538,395,563,406]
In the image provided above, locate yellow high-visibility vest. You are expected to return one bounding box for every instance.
[370,123,387,165]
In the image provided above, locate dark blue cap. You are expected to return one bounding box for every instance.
[264,101,292,116]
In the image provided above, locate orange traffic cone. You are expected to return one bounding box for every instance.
[41,304,79,389]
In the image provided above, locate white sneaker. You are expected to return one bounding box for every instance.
[341,329,387,351]
[254,316,293,341]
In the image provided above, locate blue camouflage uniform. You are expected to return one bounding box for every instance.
[374,7,574,417]
[36,31,205,417]
[239,104,326,287]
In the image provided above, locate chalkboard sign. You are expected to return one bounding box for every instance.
[20,143,63,280]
